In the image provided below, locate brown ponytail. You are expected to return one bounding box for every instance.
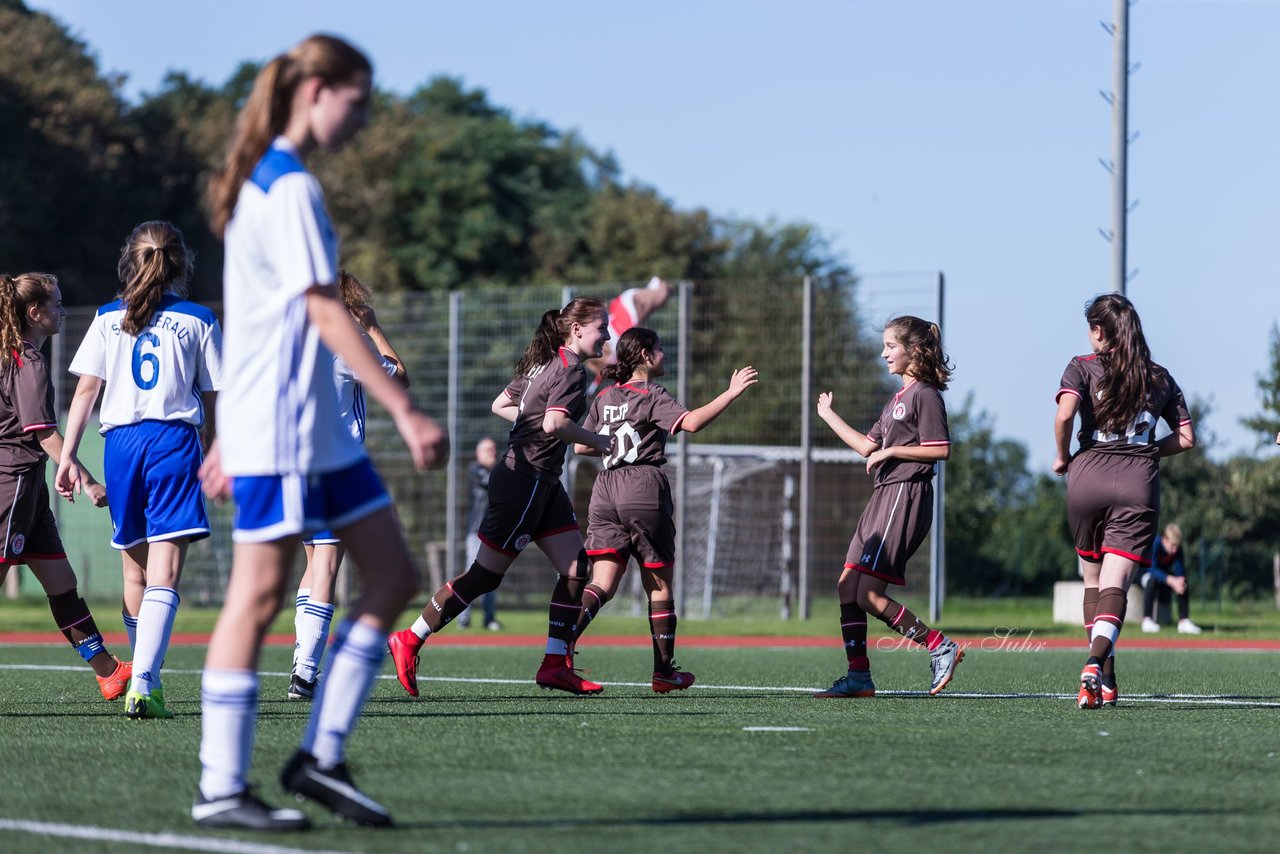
[601,327,659,383]
[207,34,372,238]
[513,296,607,377]
[1085,293,1154,433]
[0,273,58,368]
[886,315,953,390]
[337,268,373,313]
[117,221,194,336]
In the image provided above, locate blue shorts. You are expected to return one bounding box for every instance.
[103,421,210,550]
[303,529,342,547]
[231,458,390,544]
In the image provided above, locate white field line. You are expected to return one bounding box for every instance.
[0,818,360,854]
[3,663,1278,707]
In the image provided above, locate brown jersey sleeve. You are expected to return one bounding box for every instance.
[15,354,57,433]
[544,362,586,415]
[1160,372,1192,429]
[503,375,528,403]
[649,385,690,434]
[916,386,950,446]
[1058,357,1090,404]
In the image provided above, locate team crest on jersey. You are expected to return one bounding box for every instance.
[514,534,533,551]
[10,534,24,555]
[891,402,907,421]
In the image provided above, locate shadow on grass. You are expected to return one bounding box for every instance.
[388,805,1234,832]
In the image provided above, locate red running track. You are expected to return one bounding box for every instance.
[1,632,1278,651]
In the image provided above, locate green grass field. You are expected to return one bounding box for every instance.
[2,630,1279,853]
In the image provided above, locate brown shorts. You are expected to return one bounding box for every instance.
[1066,449,1157,566]
[844,479,933,586]
[585,466,676,569]
[0,463,67,565]
[476,463,579,558]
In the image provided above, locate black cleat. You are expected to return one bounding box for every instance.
[191,788,310,831]
[287,673,317,701]
[280,751,392,827]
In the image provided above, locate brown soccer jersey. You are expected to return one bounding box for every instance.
[0,342,59,475]
[582,380,689,471]
[1056,354,1192,457]
[866,380,950,486]
[501,346,589,479]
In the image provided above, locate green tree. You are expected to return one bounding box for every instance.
[1241,324,1280,447]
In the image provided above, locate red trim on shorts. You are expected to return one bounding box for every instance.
[477,533,519,558]
[1101,546,1151,567]
[2,551,68,565]
[1076,548,1103,561]
[843,561,905,586]
[643,560,671,569]
[586,548,621,557]
[534,524,580,541]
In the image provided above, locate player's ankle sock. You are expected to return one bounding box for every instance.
[547,573,585,651]
[839,602,869,670]
[1089,587,1126,660]
[420,563,504,635]
[198,669,257,799]
[48,590,113,676]
[122,610,138,654]
[301,620,386,769]
[294,597,334,682]
[574,583,612,640]
[132,586,179,694]
[648,599,677,672]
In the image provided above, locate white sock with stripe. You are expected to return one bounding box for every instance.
[132,586,179,694]
[294,594,335,683]
[122,610,138,655]
[301,620,386,769]
[198,669,258,799]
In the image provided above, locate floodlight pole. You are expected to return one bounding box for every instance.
[445,290,462,582]
[1110,0,1130,296]
[798,276,813,620]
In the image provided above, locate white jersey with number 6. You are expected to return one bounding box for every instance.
[69,292,223,433]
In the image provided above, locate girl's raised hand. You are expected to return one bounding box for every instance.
[728,366,759,397]
[817,391,834,419]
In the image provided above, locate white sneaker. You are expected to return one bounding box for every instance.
[1141,617,1160,633]
[1177,619,1203,635]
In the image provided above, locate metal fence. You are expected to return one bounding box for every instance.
[27,273,943,619]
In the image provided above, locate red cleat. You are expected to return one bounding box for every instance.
[97,657,132,701]
[1077,662,1101,710]
[1100,677,1118,707]
[536,653,603,695]
[652,666,696,694]
[387,629,423,697]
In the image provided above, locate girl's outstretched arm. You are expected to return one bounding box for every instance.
[680,366,758,434]
[816,391,879,457]
[55,374,103,500]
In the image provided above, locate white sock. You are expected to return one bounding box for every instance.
[545,637,568,655]
[410,615,432,641]
[122,611,138,654]
[132,586,179,694]
[301,620,386,769]
[294,598,335,682]
[292,588,310,667]
[198,669,258,799]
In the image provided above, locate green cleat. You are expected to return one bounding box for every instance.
[125,687,174,720]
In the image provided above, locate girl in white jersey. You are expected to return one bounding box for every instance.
[290,270,408,701]
[59,221,222,721]
[193,35,447,833]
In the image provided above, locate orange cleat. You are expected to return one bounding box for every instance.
[1077,662,1102,709]
[652,666,696,694]
[97,658,132,701]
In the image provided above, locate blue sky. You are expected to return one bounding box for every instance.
[31,0,1280,467]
